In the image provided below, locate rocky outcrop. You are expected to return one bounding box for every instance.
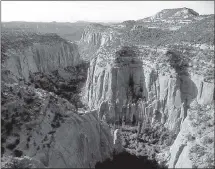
[84,44,214,168]
[2,33,80,82]
[85,46,214,133]
[151,7,199,20]
[1,83,113,168]
[78,24,121,61]
[168,102,214,168]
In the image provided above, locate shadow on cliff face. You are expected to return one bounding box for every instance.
[95,151,166,169]
[114,45,145,104]
[165,48,198,115]
[180,74,198,118]
[181,75,198,99]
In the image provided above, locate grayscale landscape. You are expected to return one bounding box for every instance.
[1,1,214,168]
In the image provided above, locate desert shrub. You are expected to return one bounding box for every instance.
[189,103,213,130]
[26,143,29,149]
[48,131,56,135]
[27,136,31,142]
[6,143,17,150]
[205,153,215,168]
[24,97,34,104]
[14,149,23,157]
[1,137,6,143]
[5,121,14,135]
[116,46,138,57]
[185,133,196,141]
[121,123,177,163]
[51,113,64,128]
[2,147,5,156]
[140,125,176,147]
[202,136,214,145]
[190,144,206,157]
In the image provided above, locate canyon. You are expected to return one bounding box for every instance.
[1,7,214,168]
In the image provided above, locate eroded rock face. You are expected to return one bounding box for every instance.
[78,24,121,61]
[85,47,214,133]
[2,33,80,82]
[168,102,214,168]
[1,83,113,168]
[84,45,214,168]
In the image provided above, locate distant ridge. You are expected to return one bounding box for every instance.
[138,7,199,21]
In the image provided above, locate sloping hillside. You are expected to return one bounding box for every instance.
[169,15,214,45]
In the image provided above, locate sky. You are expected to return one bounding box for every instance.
[1,1,214,23]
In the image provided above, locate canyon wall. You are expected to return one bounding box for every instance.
[1,32,114,168]
[1,84,114,168]
[2,35,80,82]
[78,24,121,61]
[84,44,214,168]
[168,102,214,168]
[84,46,214,168]
[85,52,214,130]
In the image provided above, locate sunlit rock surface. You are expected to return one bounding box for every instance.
[85,46,214,133]
[1,83,114,168]
[2,33,80,82]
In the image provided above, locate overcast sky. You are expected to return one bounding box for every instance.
[2,1,214,22]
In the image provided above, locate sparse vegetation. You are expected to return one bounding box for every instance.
[1,155,41,168]
[29,62,89,110]
[185,133,196,142]
[1,81,77,158]
[189,103,214,130]
[202,136,214,145]
[116,46,139,58]
[120,123,176,163]
[1,28,71,53]
[190,144,206,158]
[14,150,23,157]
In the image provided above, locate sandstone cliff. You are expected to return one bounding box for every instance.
[84,45,214,168]
[1,31,80,82]
[85,46,214,130]
[78,24,121,61]
[1,30,114,168]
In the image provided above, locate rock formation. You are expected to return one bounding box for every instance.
[1,31,114,168]
[2,32,80,82]
[85,46,214,133]
[1,83,114,168]
[1,7,214,169]
[168,102,214,168]
[78,24,121,61]
[84,43,214,168]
